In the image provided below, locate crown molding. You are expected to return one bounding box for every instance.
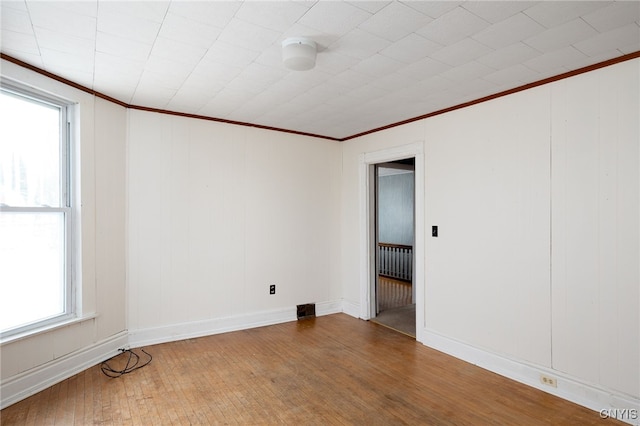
[3,51,639,143]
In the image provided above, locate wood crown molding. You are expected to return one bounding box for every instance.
[3,51,639,142]
[340,50,640,141]
[0,53,339,142]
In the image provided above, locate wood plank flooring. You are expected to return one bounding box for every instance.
[377,276,412,311]
[0,314,623,425]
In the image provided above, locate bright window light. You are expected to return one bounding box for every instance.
[0,87,74,335]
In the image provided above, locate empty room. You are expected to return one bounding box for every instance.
[0,1,638,424]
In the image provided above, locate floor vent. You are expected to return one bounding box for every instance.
[297,303,316,320]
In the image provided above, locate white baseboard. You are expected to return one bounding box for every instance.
[422,328,640,426]
[129,300,345,349]
[315,300,343,316]
[341,299,360,318]
[129,307,296,348]
[0,331,128,410]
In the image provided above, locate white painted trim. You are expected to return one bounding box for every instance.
[363,142,424,165]
[422,328,640,426]
[359,142,426,342]
[0,313,98,345]
[315,300,343,317]
[129,308,295,348]
[129,301,344,349]
[413,151,425,343]
[0,331,127,410]
[341,299,361,319]
[358,153,372,320]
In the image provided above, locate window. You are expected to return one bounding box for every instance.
[0,82,75,337]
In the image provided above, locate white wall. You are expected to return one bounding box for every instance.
[127,110,342,344]
[0,60,128,407]
[94,99,128,339]
[341,59,639,407]
[424,84,552,366]
[550,62,639,397]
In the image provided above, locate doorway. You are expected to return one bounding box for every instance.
[358,142,425,343]
[371,159,415,337]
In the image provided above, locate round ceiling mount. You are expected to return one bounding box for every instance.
[282,37,317,71]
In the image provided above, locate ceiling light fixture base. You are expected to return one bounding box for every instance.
[282,37,317,71]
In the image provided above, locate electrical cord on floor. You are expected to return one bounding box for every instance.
[101,348,152,378]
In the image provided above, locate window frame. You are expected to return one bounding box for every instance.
[0,80,77,338]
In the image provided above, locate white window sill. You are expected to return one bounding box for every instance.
[0,313,98,346]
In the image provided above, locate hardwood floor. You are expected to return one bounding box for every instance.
[1,314,623,425]
[377,276,412,311]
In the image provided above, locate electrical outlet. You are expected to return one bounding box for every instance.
[269,284,276,295]
[540,374,557,388]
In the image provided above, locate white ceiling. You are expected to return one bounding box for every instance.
[1,1,639,140]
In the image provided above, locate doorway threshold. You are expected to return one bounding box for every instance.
[370,304,416,338]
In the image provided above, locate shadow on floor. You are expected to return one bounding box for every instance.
[370,304,415,338]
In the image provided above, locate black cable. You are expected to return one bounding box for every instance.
[101,348,152,378]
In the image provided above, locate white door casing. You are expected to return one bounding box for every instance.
[359,141,425,343]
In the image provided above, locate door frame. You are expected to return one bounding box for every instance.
[358,142,425,343]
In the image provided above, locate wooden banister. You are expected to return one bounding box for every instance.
[378,242,413,282]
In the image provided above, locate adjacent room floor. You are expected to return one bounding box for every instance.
[370,304,416,338]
